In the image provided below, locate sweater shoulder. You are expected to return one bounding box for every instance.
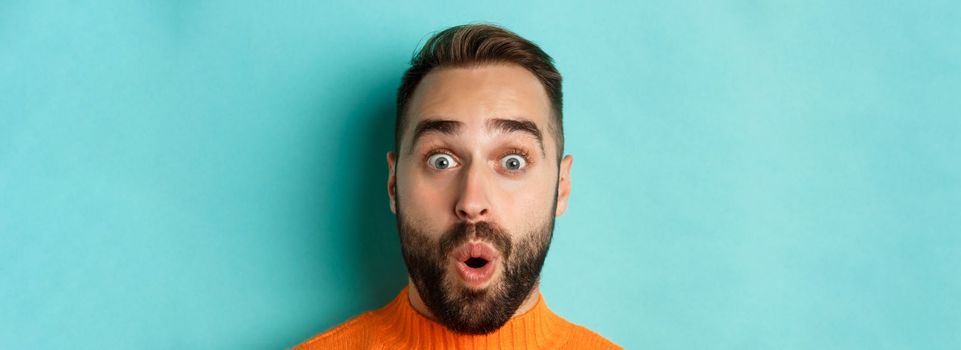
[550,315,621,350]
[292,311,376,350]
[562,323,622,349]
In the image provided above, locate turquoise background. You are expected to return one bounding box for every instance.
[2,1,959,349]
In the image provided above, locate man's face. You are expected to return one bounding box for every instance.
[387,64,573,334]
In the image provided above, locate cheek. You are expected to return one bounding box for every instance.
[397,166,457,230]
[494,171,557,231]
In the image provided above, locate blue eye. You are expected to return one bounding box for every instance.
[427,153,458,170]
[501,155,527,171]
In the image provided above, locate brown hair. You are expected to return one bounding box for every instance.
[395,24,564,161]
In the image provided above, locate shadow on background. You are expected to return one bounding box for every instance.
[346,96,409,306]
[312,66,409,334]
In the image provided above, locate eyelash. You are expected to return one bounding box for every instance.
[423,148,457,165]
[422,148,533,171]
[499,148,534,169]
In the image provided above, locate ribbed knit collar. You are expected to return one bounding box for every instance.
[369,286,574,349]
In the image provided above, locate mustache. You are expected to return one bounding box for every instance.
[438,221,513,260]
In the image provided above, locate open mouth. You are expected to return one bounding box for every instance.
[451,242,499,288]
[465,257,489,268]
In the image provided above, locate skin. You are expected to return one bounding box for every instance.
[386,63,574,321]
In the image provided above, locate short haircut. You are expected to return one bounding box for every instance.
[395,24,564,161]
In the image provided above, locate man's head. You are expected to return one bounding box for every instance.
[386,24,573,334]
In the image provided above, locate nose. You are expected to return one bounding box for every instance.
[454,163,491,223]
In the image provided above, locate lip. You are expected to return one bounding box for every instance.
[450,242,500,289]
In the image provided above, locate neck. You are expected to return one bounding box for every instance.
[407,279,542,322]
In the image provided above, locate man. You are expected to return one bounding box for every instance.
[296,23,619,349]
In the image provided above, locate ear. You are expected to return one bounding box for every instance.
[387,152,398,214]
[554,155,573,217]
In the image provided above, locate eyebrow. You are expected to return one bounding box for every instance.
[409,119,463,153]
[487,118,545,155]
[408,117,545,156]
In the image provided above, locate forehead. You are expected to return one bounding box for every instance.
[405,64,552,139]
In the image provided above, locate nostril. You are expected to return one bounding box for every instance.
[458,208,488,219]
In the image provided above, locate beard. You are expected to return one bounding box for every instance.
[396,210,555,334]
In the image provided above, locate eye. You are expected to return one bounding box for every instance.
[500,154,527,171]
[427,153,459,170]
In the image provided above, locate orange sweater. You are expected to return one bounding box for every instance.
[295,287,620,349]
